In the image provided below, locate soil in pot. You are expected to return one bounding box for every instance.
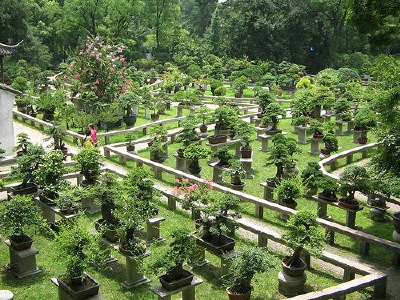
[226,286,251,300]
[281,257,307,277]
[159,269,194,291]
[58,274,100,300]
[9,233,33,251]
[195,234,236,255]
[338,199,360,210]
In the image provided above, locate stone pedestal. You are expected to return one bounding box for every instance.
[347,121,354,133]
[121,252,151,289]
[209,162,227,184]
[240,158,254,179]
[278,271,306,297]
[6,241,41,278]
[146,216,166,244]
[393,230,400,243]
[144,107,150,119]
[150,276,203,300]
[335,120,345,135]
[353,130,361,143]
[258,134,272,152]
[174,154,187,172]
[0,85,18,155]
[309,137,322,155]
[295,126,308,144]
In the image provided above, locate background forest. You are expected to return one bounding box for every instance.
[1,0,399,76]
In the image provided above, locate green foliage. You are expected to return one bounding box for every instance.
[316,176,339,198]
[10,144,45,180]
[282,211,325,266]
[301,162,324,189]
[12,133,32,154]
[225,246,276,294]
[213,146,234,166]
[54,220,106,281]
[0,195,48,238]
[183,142,211,160]
[353,107,377,131]
[339,166,370,201]
[261,103,285,129]
[276,177,304,202]
[322,133,339,152]
[73,147,102,179]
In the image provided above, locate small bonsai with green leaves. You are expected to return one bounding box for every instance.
[213,146,235,167]
[150,228,200,281]
[184,142,211,174]
[316,176,339,201]
[322,133,339,153]
[301,162,324,193]
[282,211,325,268]
[225,246,276,295]
[276,177,304,205]
[74,147,102,183]
[13,133,32,155]
[0,194,48,243]
[261,102,285,130]
[338,165,370,204]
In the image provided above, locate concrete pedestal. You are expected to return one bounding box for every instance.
[0,85,18,155]
[353,130,361,143]
[258,134,272,152]
[296,126,308,144]
[146,216,166,244]
[150,276,203,300]
[240,158,254,179]
[393,230,400,243]
[121,253,151,289]
[309,137,322,155]
[6,242,41,278]
[278,271,306,297]
[174,154,187,172]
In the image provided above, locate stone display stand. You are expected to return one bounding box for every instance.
[295,126,308,144]
[34,197,79,224]
[174,154,187,172]
[312,196,363,229]
[309,137,323,155]
[150,276,203,300]
[0,85,18,155]
[278,271,306,297]
[353,130,362,143]
[146,216,166,244]
[322,113,333,123]
[5,241,41,278]
[209,162,229,185]
[120,252,151,289]
[335,120,352,136]
[176,105,196,117]
[206,139,241,163]
[260,182,275,202]
[51,278,104,300]
[346,121,354,133]
[240,157,254,179]
[258,134,272,152]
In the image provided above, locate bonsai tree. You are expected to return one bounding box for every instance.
[125,132,136,152]
[227,159,246,186]
[149,139,165,163]
[0,194,48,247]
[233,75,248,97]
[175,118,199,150]
[150,228,200,289]
[256,90,275,116]
[316,176,339,201]
[13,133,32,156]
[212,105,239,137]
[266,134,292,185]
[322,133,339,154]
[301,162,324,195]
[334,97,352,119]
[281,211,325,270]
[233,119,254,153]
[309,119,324,138]
[74,147,102,184]
[276,177,304,207]
[323,121,339,134]
[338,165,370,205]
[196,191,240,245]
[353,107,377,143]
[117,90,141,127]
[32,149,69,199]
[54,220,106,295]
[195,105,212,133]
[213,146,235,167]
[45,121,68,153]
[261,102,285,131]
[183,142,211,175]
[225,246,276,298]
[123,167,155,202]
[90,172,121,232]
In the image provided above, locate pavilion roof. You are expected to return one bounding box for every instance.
[0,41,23,56]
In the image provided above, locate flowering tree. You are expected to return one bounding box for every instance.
[172,178,213,210]
[66,36,131,106]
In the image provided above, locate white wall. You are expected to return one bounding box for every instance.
[0,87,16,155]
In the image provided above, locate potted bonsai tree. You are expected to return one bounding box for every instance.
[175,118,199,156]
[265,134,292,186]
[150,228,200,291]
[183,142,211,175]
[13,133,32,156]
[74,147,102,185]
[233,119,254,158]
[125,132,136,152]
[213,146,235,168]
[90,172,121,242]
[301,162,324,196]
[279,211,325,296]
[32,149,69,202]
[54,221,106,300]
[0,194,48,251]
[233,75,248,98]
[260,102,285,134]
[321,133,339,155]
[316,176,339,202]
[338,165,370,209]
[256,90,275,117]
[196,105,212,135]
[149,139,166,163]
[117,90,141,127]
[309,119,324,138]
[276,177,304,210]
[9,144,45,195]
[353,107,377,144]
[227,159,246,191]
[210,105,238,143]
[225,246,276,300]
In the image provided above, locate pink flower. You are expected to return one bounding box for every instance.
[95,79,100,84]
[75,74,80,79]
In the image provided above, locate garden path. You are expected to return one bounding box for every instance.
[3,120,400,299]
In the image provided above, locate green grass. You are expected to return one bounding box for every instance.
[5,104,386,299]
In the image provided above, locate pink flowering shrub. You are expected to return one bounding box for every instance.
[66,36,131,105]
[172,178,213,210]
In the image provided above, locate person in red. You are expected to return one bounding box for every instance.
[88,124,98,146]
